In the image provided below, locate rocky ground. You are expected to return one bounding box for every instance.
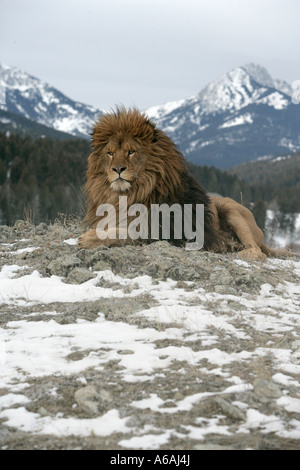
[0,218,299,450]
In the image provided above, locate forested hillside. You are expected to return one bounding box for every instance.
[0,109,79,141]
[0,133,298,229]
[0,133,253,226]
[229,152,300,213]
[0,133,89,224]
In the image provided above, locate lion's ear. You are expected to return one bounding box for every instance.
[91,125,110,151]
[138,117,158,144]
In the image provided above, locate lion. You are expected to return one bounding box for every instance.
[78,107,283,260]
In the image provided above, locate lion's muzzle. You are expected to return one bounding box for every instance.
[110,178,132,192]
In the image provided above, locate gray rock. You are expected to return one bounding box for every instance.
[213,397,246,421]
[93,260,112,271]
[74,385,111,415]
[214,285,237,295]
[210,268,233,286]
[0,225,13,241]
[65,267,95,284]
[235,273,259,289]
[160,401,177,408]
[35,223,48,234]
[253,378,282,401]
[38,406,55,417]
[166,265,205,281]
[47,255,82,277]
[292,340,300,351]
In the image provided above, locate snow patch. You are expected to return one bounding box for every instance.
[258,91,289,110]
[220,113,253,129]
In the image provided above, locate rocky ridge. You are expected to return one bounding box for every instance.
[0,219,299,450]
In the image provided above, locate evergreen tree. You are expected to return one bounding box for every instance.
[251,199,267,230]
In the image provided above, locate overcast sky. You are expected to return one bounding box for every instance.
[1,0,300,111]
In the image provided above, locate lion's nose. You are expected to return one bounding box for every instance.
[112,166,127,174]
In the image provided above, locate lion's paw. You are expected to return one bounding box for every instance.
[237,248,267,261]
[78,230,103,249]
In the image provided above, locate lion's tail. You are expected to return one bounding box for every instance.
[260,242,300,258]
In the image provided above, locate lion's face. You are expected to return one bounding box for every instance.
[102,137,144,193]
[86,108,188,215]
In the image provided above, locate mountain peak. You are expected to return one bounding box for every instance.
[0,62,101,138]
[197,66,260,114]
[241,63,275,88]
[242,63,292,96]
[0,63,42,94]
[194,63,292,114]
[145,63,298,168]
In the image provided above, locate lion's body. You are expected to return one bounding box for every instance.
[79,107,283,260]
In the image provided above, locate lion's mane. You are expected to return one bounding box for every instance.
[83,107,231,251]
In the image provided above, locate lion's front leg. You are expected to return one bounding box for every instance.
[78,229,104,249]
[78,227,132,249]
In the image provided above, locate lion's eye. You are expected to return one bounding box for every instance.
[128,150,135,156]
[107,151,114,158]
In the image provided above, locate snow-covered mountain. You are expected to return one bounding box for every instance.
[1,62,299,168]
[146,64,300,168]
[0,63,102,138]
